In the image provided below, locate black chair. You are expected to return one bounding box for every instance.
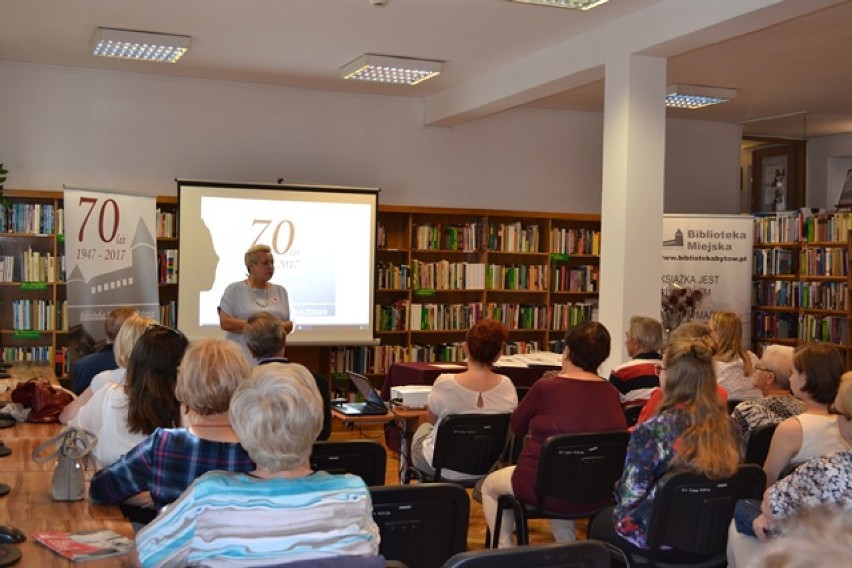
[744,423,778,467]
[624,404,644,427]
[726,399,742,415]
[515,385,531,403]
[409,413,511,485]
[443,540,613,568]
[627,465,766,567]
[310,440,387,486]
[370,483,469,568]
[494,430,629,547]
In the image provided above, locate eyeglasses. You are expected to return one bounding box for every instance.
[146,323,186,340]
[654,364,666,376]
[754,365,774,375]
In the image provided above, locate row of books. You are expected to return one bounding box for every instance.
[409,302,482,331]
[413,222,482,251]
[753,280,848,311]
[376,261,409,289]
[0,250,65,282]
[159,301,177,328]
[799,247,848,277]
[1,345,54,363]
[551,301,597,330]
[753,312,848,344]
[753,248,794,276]
[802,212,852,243]
[755,209,852,244]
[487,222,541,252]
[486,303,548,330]
[158,250,178,284]
[411,260,486,290]
[155,207,178,238]
[11,299,68,331]
[550,227,601,255]
[0,202,63,235]
[551,264,599,293]
[754,210,802,244]
[487,264,548,291]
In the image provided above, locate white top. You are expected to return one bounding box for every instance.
[422,373,517,480]
[715,351,762,401]
[69,382,146,468]
[792,413,851,464]
[219,280,290,365]
[90,367,127,393]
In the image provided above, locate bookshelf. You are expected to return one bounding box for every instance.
[332,205,601,384]
[0,190,180,374]
[752,210,852,366]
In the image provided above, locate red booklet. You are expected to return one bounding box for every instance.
[32,530,132,562]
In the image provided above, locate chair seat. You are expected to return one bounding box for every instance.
[499,493,614,522]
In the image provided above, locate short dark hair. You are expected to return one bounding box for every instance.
[465,319,508,364]
[244,312,286,359]
[564,321,611,373]
[105,306,138,342]
[793,343,844,404]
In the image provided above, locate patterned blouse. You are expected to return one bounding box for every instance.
[613,408,690,549]
[768,450,852,521]
[731,394,805,445]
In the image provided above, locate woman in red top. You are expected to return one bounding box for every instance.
[480,321,627,547]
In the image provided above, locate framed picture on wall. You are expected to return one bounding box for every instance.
[837,169,852,208]
[750,142,805,213]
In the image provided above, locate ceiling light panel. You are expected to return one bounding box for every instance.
[666,84,738,109]
[340,55,443,86]
[510,0,610,11]
[90,28,191,63]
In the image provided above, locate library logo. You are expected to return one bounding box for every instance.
[663,229,684,247]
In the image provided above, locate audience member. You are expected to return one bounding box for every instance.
[731,344,804,446]
[71,307,137,394]
[608,316,663,407]
[243,311,332,440]
[132,363,380,567]
[747,507,852,568]
[412,319,518,481]
[61,314,155,424]
[71,323,187,467]
[590,334,740,561]
[710,311,762,401]
[727,373,852,567]
[89,338,254,511]
[762,343,849,487]
[481,321,626,547]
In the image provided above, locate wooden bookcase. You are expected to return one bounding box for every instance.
[752,210,851,366]
[0,190,179,374]
[332,205,601,386]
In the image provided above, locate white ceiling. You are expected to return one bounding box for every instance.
[2,0,852,138]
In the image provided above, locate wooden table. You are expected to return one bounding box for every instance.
[0,366,133,567]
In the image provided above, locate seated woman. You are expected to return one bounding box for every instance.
[411,318,518,481]
[589,334,740,559]
[711,311,762,402]
[727,373,852,567]
[731,344,804,446]
[481,321,627,547]
[60,314,155,424]
[70,323,185,467]
[762,343,850,487]
[89,338,255,510]
[132,363,380,567]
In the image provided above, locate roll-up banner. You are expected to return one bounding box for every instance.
[63,187,159,353]
[662,214,754,344]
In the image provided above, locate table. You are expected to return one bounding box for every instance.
[0,366,133,567]
[380,362,560,400]
[331,405,428,483]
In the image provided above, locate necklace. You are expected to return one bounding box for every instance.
[248,279,270,307]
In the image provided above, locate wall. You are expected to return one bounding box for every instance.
[1,62,742,215]
[807,133,852,209]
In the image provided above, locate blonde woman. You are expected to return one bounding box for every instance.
[590,334,740,560]
[710,311,762,401]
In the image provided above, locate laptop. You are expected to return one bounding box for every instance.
[333,371,389,416]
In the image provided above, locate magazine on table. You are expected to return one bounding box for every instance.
[32,529,133,562]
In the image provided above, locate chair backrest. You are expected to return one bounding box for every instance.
[623,405,643,427]
[745,422,778,466]
[310,440,387,486]
[431,413,511,481]
[370,483,469,568]
[534,431,630,510]
[645,465,766,558]
[442,540,612,568]
[515,385,531,403]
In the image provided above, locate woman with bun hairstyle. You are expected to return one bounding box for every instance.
[590,334,740,559]
[411,318,518,481]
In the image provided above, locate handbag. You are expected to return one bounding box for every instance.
[11,379,74,423]
[32,427,98,501]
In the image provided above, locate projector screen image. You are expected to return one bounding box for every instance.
[177,181,378,346]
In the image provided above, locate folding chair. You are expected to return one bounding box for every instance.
[311,439,387,486]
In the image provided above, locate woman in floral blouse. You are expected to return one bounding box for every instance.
[590,334,740,560]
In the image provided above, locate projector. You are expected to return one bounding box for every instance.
[390,385,432,408]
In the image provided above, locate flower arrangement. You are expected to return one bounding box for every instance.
[660,284,704,336]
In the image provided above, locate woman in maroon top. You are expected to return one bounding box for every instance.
[480,321,627,547]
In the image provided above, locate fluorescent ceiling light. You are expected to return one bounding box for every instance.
[340,54,443,86]
[90,27,191,63]
[666,84,738,109]
[510,0,610,11]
